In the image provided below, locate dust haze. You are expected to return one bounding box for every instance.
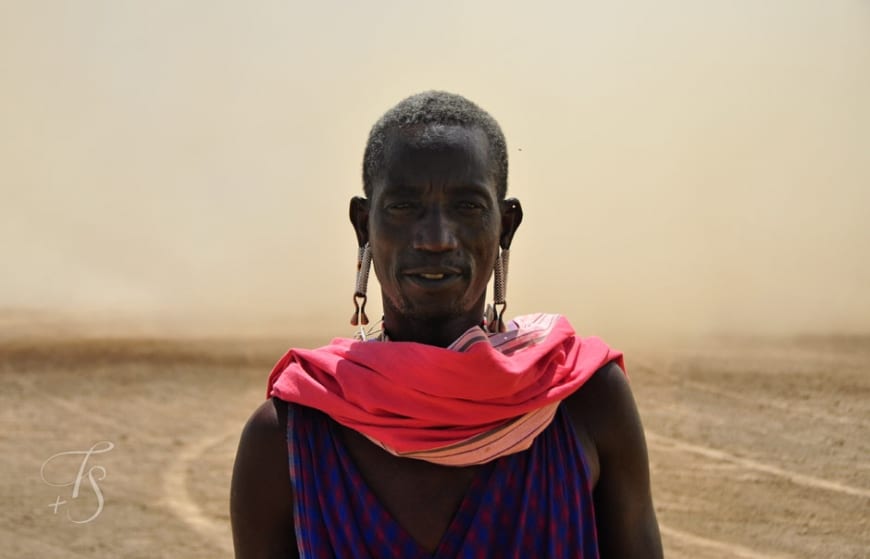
[2,1,868,343]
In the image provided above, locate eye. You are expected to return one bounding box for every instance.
[385,201,415,212]
[456,201,484,212]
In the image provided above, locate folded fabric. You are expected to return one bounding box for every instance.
[268,313,623,464]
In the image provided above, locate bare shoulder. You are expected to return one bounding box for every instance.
[562,361,636,478]
[241,398,286,444]
[563,361,663,557]
[230,398,298,559]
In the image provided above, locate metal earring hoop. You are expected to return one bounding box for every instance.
[350,243,371,327]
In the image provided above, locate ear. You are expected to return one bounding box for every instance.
[349,196,370,246]
[499,198,523,249]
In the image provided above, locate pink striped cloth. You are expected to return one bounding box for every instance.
[268,313,623,465]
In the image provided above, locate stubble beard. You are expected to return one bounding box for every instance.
[383,282,487,324]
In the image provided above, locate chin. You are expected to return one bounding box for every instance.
[398,296,484,323]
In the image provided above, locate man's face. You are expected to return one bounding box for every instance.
[365,124,502,323]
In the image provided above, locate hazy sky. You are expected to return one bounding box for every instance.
[2,0,868,340]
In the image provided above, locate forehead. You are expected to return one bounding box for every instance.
[375,124,496,196]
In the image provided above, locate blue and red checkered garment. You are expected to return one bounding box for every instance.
[287,404,600,558]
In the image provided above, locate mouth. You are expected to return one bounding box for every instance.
[402,267,463,289]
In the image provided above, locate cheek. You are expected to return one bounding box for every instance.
[370,251,389,283]
[476,242,500,271]
[369,242,402,286]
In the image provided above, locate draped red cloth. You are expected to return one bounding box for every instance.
[267,313,623,454]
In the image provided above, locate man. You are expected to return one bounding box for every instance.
[231,91,663,558]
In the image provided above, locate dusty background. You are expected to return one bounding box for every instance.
[2,0,868,340]
[1,1,868,557]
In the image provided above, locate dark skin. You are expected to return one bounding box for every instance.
[231,124,663,558]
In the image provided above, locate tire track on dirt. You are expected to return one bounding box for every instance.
[54,391,237,554]
[646,430,870,499]
[633,360,869,430]
[0,526,92,559]
[14,375,168,447]
[162,430,236,556]
[658,523,794,559]
[17,375,239,555]
[679,377,869,429]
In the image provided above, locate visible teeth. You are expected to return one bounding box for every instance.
[419,273,445,280]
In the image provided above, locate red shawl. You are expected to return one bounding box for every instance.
[268,313,623,454]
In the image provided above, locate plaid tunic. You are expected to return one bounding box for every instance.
[287,404,600,558]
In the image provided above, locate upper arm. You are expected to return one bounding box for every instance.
[230,398,298,559]
[567,362,663,558]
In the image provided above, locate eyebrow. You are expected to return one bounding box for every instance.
[378,182,495,200]
[449,183,495,199]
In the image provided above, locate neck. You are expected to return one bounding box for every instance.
[382,312,483,348]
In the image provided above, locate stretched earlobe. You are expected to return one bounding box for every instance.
[500,198,523,249]
[349,196,370,247]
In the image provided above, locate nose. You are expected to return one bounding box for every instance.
[412,208,458,253]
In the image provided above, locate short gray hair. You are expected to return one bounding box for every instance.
[362,91,508,199]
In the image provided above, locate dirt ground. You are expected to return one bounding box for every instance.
[1,330,867,558]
